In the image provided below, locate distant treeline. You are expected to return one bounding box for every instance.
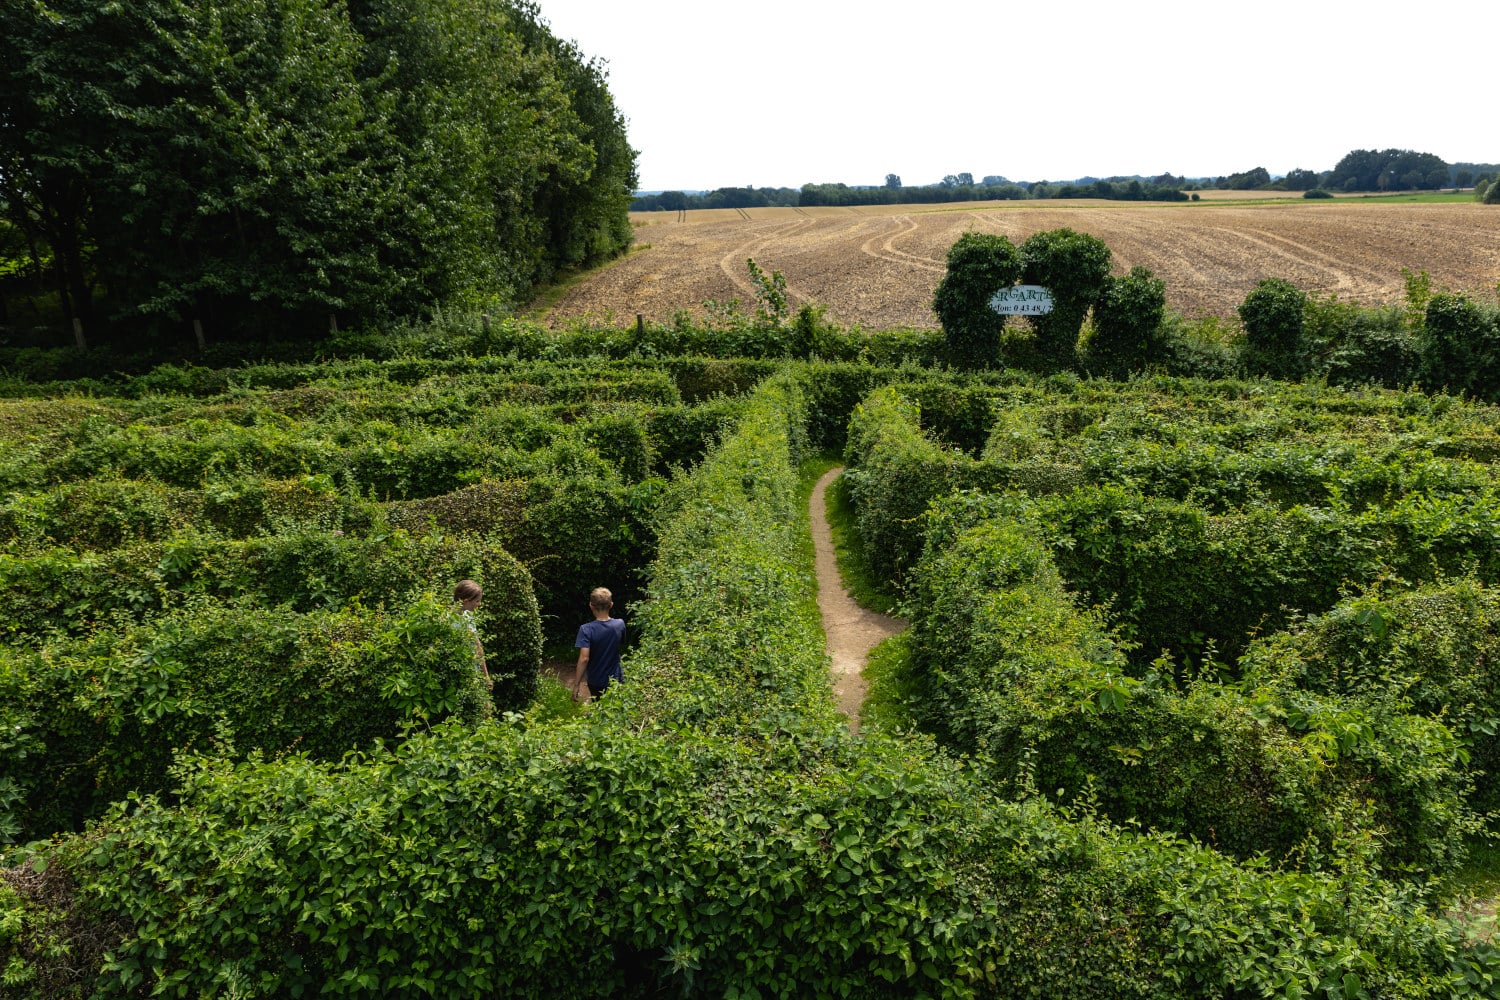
[633,176,1190,211]
[1218,151,1500,193]
[634,150,1500,212]
[0,0,638,344]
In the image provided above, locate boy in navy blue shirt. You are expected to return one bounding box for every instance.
[572,587,625,701]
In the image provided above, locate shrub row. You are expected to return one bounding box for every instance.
[0,596,492,844]
[0,350,777,405]
[844,384,1500,630]
[957,374,1500,458]
[902,496,1475,879]
[842,386,1083,585]
[600,370,841,737]
[0,529,543,708]
[2,406,667,496]
[0,475,372,552]
[0,471,654,652]
[11,720,1494,998]
[116,368,688,428]
[1023,483,1500,671]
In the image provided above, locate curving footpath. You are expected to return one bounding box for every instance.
[809,466,904,731]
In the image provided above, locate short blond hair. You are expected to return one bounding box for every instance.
[589,587,613,611]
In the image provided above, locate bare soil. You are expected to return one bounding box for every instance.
[548,201,1500,329]
[810,467,904,732]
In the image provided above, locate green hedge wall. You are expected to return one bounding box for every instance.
[1243,580,1500,813]
[902,497,1475,879]
[841,386,1081,586]
[842,383,1500,669]
[1024,484,1500,670]
[0,597,489,843]
[0,530,542,709]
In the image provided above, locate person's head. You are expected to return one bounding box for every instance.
[454,579,482,612]
[589,587,613,616]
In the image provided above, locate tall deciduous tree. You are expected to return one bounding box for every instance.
[0,0,638,342]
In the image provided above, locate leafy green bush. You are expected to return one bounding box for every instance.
[609,371,839,736]
[1018,228,1113,367]
[383,479,527,537]
[1309,297,1420,389]
[0,479,197,552]
[641,397,744,471]
[1238,277,1309,377]
[0,596,489,843]
[1013,483,1500,671]
[842,387,964,586]
[931,232,1023,369]
[494,475,663,642]
[1419,292,1500,398]
[11,717,1491,999]
[26,415,488,497]
[579,410,655,482]
[1243,580,1500,813]
[1304,189,1334,199]
[1086,265,1168,375]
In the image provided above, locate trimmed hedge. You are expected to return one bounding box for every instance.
[902,496,1475,879]
[1243,580,1500,813]
[842,382,1500,668]
[601,369,840,737]
[0,354,774,404]
[0,597,490,843]
[1023,483,1500,670]
[0,530,542,709]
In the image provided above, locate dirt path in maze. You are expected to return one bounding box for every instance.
[810,467,905,732]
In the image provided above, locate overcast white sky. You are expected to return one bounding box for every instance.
[536,0,1497,192]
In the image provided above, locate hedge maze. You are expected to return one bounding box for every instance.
[6,357,1500,996]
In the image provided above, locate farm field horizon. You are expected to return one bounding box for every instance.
[544,198,1500,329]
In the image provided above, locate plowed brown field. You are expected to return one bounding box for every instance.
[544,200,1500,329]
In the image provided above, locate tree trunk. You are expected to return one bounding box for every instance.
[58,235,94,329]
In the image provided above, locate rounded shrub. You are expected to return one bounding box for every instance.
[1238,277,1309,377]
[931,231,1023,369]
[1418,292,1500,396]
[1087,265,1168,375]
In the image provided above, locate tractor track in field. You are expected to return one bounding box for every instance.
[717,217,819,306]
[550,202,1500,330]
[858,216,945,273]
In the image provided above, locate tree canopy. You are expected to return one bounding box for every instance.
[1328,149,1449,192]
[0,0,637,342]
